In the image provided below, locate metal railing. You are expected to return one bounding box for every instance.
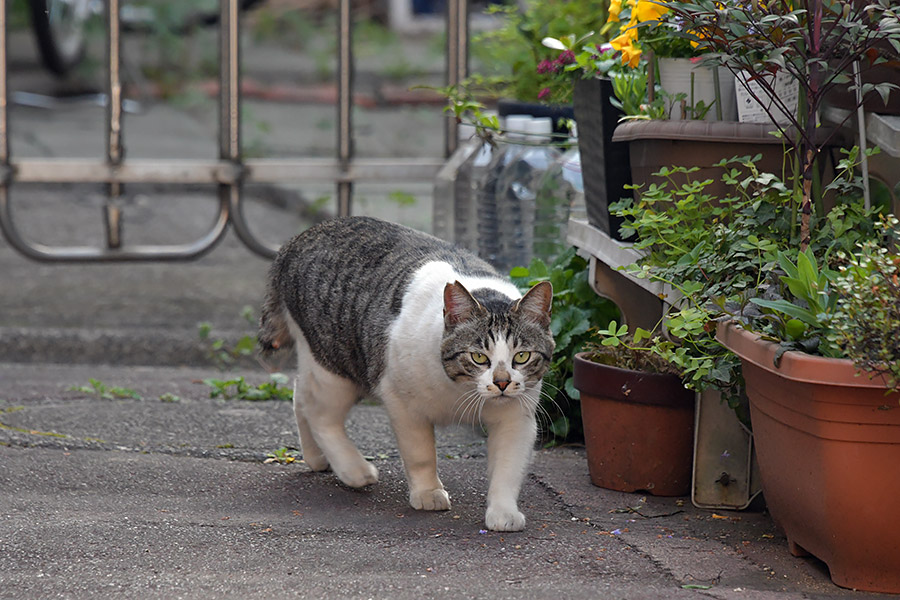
[0,0,469,261]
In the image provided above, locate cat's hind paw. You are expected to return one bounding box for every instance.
[409,488,451,511]
[485,506,526,532]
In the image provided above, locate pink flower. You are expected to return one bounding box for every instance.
[538,87,551,100]
[558,50,576,65]
[536,59,557,74]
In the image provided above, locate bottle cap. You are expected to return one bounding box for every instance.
[527,117,553,141]
[504,115,532,141]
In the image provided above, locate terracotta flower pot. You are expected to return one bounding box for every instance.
[572,353,695,496]
[717,321,900,594]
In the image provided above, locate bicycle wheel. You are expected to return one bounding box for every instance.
[29,0,94,77]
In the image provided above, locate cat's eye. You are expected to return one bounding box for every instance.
[513,351,531,365]
[471,352,489,365]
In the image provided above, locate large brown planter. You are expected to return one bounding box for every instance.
[612,120,799,200]
[573,353,695,496]
[717,322,900,594]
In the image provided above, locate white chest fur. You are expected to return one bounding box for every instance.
[377,261,522,425]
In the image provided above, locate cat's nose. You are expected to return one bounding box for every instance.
[494,379,511,391]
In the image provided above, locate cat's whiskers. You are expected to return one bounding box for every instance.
[453,388,484,426]
[520,389,547,423]
[520,380,569,438]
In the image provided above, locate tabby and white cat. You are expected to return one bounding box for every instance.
[258,216,554,531]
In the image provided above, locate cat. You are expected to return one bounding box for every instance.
[258,216,554,532]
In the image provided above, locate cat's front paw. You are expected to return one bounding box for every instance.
[303,453,330,472]
[409,488,451,511]
[334,460,379,488]
[485,506,526,532]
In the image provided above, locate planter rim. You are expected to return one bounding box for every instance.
[573,352,694,407]
[612,119,790,144]
[716,320,893,389]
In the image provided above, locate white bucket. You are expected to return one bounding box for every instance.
[658,56,737,121]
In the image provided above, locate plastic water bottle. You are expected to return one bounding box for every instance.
[493,116,561,272]
[533,126,584,264]
[475,115,532,268]
[454,136,497,253]
[432,137,478,244]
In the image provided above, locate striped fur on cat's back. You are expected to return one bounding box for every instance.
[259,216,554,531]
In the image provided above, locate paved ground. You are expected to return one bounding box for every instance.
[0,15,890,600]
[1,363,885,600]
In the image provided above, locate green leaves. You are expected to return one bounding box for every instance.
[511,248,619,444]
[751,249,839,341]
[823,215,900,391]
[595,320,631,347]
[69,379,142,401]
[204,373,293,401]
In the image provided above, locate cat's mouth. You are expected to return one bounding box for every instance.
[484,385,524,401]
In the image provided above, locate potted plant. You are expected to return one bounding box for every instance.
[536,37,635,239]
[607,0,737,121]
[665,0,900,250]
[573,334,695,496]
[715,215,900,593]
[608,143,899,591]
[641,4,900,588]
[466,0,611,127]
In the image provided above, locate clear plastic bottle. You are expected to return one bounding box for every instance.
[493,116,561,272]
[432,137,478,244]
[475,115,531,267]
[533,126,584,264]
[453,135,496,253]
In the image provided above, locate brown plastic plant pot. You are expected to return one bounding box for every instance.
[611,120,844,204]
[717,321,900,594]
[573,353,695,496]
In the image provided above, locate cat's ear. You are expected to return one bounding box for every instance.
[444,281,484,327]
[513,281,552,328]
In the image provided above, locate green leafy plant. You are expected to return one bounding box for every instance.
[825,216,900,390]
[604,154,884,410]
[69,379,142,400]
[198,306,258,370]
[264,447,299,464]
[511,247,619,443]
[204,373,293,401]
[667,0,900,249]
[471,0,610,103]
[581,327,683,376]
[750,249,839,351]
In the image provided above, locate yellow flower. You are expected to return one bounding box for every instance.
[610,29,638,52]
[632,0,669,24]
[608,0,624,23]
[620,41,643,68]
[611,30,643,68]
[687,26,704,48]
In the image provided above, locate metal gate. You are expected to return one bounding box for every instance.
[0,0,470,261]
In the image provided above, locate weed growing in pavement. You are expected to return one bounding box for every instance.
[69,379,142,400]
[198,306,258,370]
[203,373,293,401]
[264,447,299,464]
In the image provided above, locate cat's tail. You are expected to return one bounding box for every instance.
[258,274,294,368]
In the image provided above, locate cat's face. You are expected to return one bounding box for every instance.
[440,281,555,409]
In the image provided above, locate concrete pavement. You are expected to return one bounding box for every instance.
[1,362,882,600]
